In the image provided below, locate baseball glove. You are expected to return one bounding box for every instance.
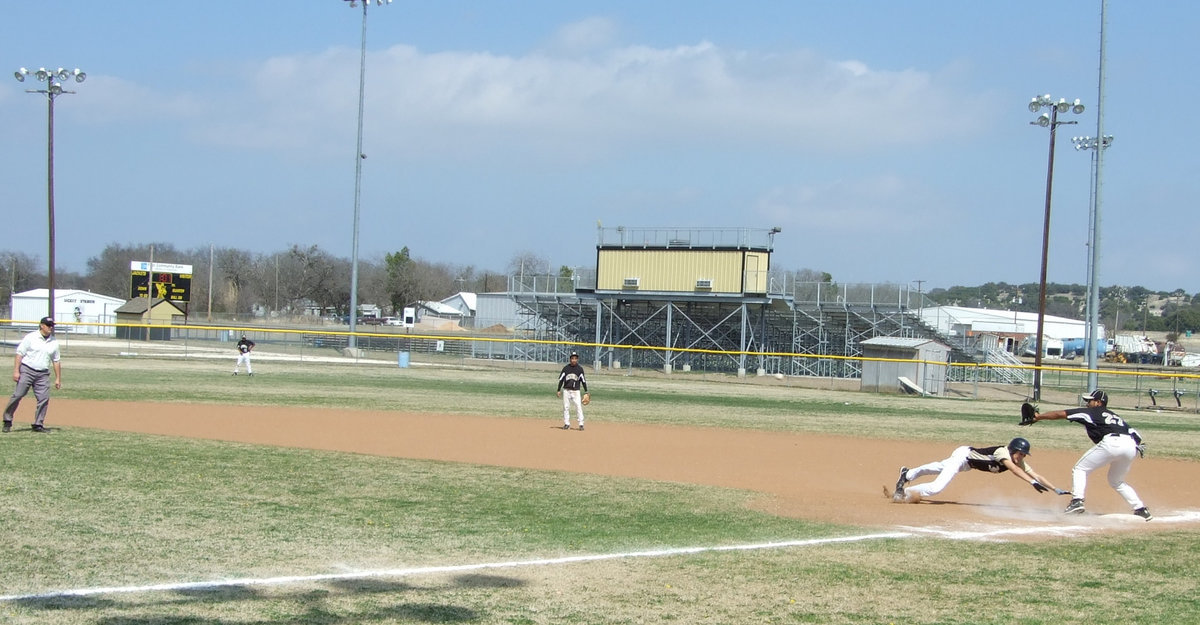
[581,393,591,406]
[1019,402,1037,426]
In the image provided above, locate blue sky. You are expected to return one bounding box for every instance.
[2,1,1197,292]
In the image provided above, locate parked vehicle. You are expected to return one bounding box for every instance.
[1105,334,1159,364]
[1060,337,1108,358]
[1018,335,1064,359]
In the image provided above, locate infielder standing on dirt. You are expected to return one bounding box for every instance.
[3,317,62,433]
[892,437,1064,503]
[233,334,255,376]
[556,351,588,430]
[1029,389,1152,520]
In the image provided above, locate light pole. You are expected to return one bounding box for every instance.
[13,66,86,324]
[1027,94,1084,401]
[1072,133,1113,389]
[343,0,391,349]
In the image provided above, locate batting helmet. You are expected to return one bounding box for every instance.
[1008,437,1032,456]
[1082,389,1109,405]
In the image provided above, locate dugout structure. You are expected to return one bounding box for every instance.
[509,226,948,378]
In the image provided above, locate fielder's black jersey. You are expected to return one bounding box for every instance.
[557,363,588,392]
[964,445,1029,474]
[236,338,255,354]
[1064,406,1139,444]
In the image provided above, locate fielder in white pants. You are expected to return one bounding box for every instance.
[1030,389,1151,519]
[1032,388,1152,515]
[561,389,584,427]
[556,352,588,430]
[1070,433,1143,509]
[233,335,255,376]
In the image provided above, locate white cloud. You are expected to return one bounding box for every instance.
[145,27,995,162]
[542,17,620,55]
[755,175,952,235]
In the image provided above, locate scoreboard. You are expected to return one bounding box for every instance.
[130,261,193,302]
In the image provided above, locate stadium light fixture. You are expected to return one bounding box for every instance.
[1027,93,1084,401]
[14,65,86,323]
[1072,133,1114,390]
[341,0,390,349]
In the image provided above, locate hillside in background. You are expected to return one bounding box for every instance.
[926,282,1200,337]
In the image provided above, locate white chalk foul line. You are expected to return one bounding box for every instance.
[900,510,1200,541]
[0,532,910,603]
[900,525,1093,540]
[9,513,1198,603]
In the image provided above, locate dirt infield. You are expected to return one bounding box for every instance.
[45,399,1200,532]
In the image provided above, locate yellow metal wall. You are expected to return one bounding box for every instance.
[744,251,768,293]
[597,249,769,293]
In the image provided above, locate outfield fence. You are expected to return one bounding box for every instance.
[6,319,1200,410]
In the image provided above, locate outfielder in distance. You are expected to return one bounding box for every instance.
[1027,389,1152,520]
[555,351,589,431]
[891,437,1067,503]
[232,334,255,376]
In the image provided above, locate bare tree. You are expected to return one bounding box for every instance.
[84,243,182,300]
[0,251,41,312]
[507,251,550,278]
[281,244,347,315]
[212,247,258,314]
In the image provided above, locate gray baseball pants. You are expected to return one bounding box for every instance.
[4,364,52,427]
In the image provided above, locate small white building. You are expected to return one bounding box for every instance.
[917,305,1101,355]
[415,300,464,323]
[10,288,126,335]
[440,292,477,318]
[860,336,951,396]
[472,293,521,331]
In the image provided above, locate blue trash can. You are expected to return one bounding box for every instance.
[397,351,411,368]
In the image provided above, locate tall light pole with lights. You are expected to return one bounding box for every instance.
[13,66,86,324]
[1076,0,1112,393]
[343,0,391,349]
[1028,93,1084,401]
[1072,133,1113,389]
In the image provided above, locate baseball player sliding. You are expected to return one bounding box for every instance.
[555,351,588,430]
[892,437,1065,503]
[1027,389,1152,520]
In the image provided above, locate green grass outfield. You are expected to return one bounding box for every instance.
[2,356,1198,624]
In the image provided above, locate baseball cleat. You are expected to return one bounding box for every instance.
[2,421,10,433]
[1133,507,1153,521]
[578,424,584,431]
[562,424,570,430]
[1064,498,1086,514]
[891,467,909,502]
[30,424,50,433]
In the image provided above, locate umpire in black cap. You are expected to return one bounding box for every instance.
[3,316,62,433]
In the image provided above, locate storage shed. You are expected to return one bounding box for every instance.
[113,298,187,341]
[860,337,950,396]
